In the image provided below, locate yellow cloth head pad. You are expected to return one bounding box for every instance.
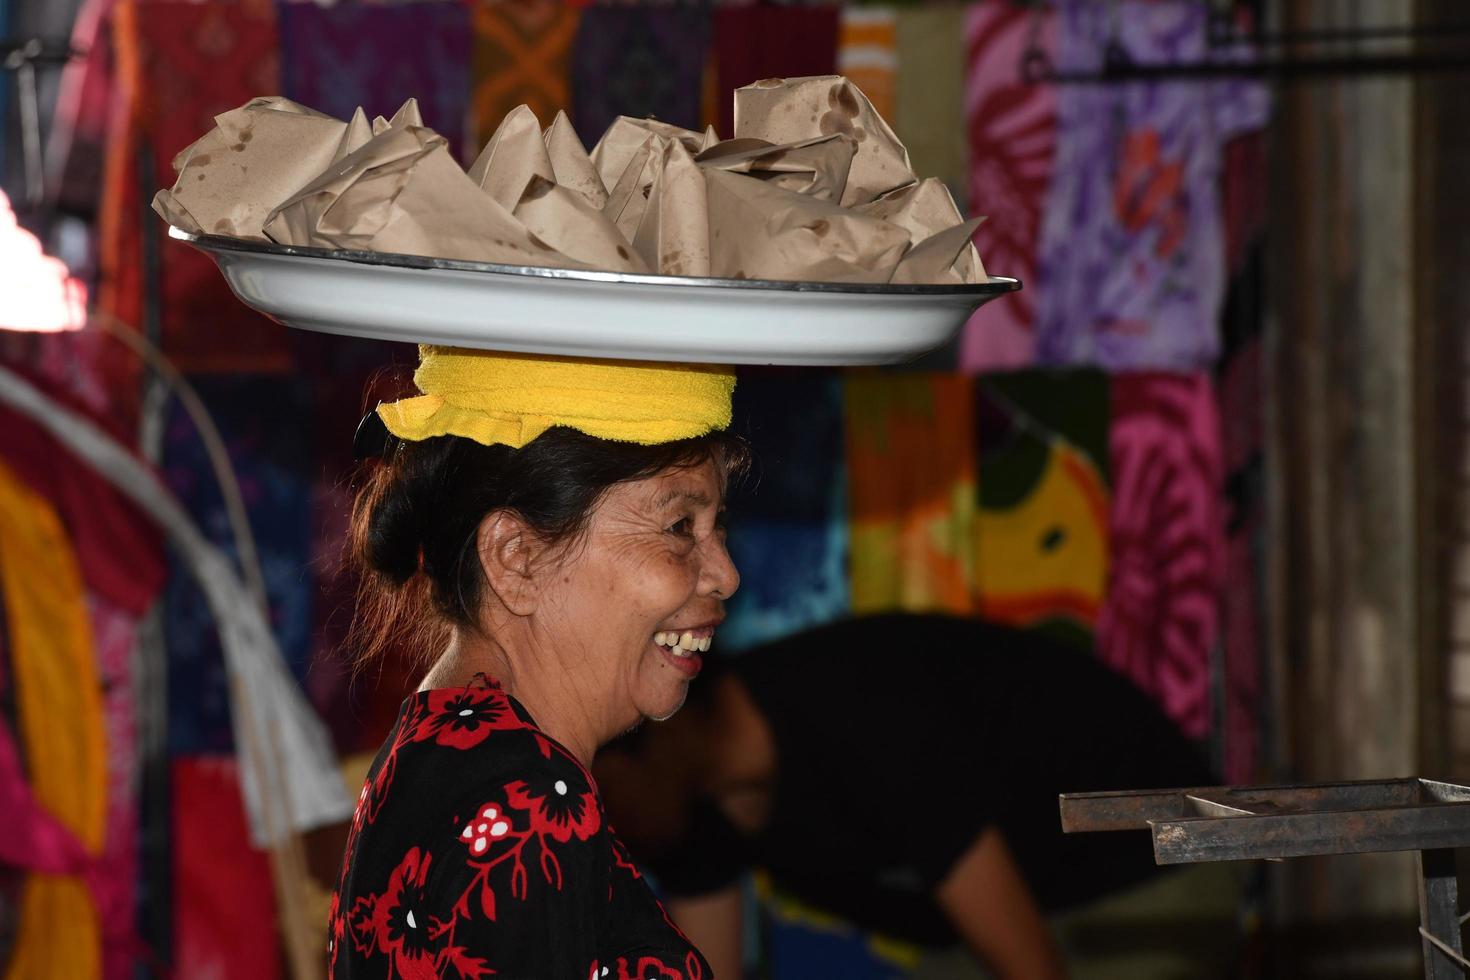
[377,346,736,448]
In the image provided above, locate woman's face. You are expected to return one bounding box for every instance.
[536,458,739,731]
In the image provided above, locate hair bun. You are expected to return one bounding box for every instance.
[361,470,426,585]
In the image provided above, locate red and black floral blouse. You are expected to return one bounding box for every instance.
[329,676,710,980]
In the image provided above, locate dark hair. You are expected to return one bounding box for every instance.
[347,425,750,667]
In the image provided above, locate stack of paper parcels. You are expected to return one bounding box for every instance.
[154,76,986,286]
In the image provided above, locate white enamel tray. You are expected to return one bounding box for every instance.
[175,229,1020,366]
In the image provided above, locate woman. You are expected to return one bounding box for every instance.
[328,347,744,979]
[594,613,1217,980]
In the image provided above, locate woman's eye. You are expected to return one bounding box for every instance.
[666,517,694,537]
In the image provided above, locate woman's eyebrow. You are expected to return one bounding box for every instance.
[654,488,714,509]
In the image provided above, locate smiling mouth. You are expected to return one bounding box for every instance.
[653,630,713,657]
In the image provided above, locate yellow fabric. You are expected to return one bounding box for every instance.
[0,461,106,980]
[378,346,736,449]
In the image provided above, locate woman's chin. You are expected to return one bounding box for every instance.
[641,684,690,724]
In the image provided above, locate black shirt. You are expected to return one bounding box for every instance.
[331,678,710,979]
[649,614,1214,946]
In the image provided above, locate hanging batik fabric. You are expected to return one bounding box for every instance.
[713,4,838,139]
[279,1,472,157]
[845,373,977,616]
[837,6,897,125]
[162,377,315,755]
[1034,0,1270,370]
[721,372,850,651]
[0,461,107,980]
[0,388,166,979]
[131,0,292,373]
[1097,373,1225,738]
[470,0,579,159]
[572,4,709,143]
[960,1,1058,371]
[973,372,1110,642]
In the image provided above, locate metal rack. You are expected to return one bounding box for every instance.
[1061,779,1470,979]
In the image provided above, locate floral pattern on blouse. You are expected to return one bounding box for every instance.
[329,677,707,979]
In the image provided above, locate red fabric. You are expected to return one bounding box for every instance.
[1097,373,1225,740]
[960,2,1057,370]
[173,756,281,980]
[133,1,292,373]
[0,379,166,617]
[712,5,839,139]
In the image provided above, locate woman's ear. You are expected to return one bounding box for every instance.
[476,511,546,617]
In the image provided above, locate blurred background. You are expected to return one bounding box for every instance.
[0,0,1467,977]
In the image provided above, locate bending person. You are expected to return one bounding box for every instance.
[595,613,1216,980]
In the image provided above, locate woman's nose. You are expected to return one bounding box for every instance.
[700,534,740,600]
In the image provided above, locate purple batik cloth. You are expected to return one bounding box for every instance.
[1035,1,1270,371]
[278,1,471,157]
[571,5,710,145]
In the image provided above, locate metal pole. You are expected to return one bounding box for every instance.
[1417,848,1465,979]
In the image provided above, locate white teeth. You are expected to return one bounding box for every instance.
[655,630,713,655]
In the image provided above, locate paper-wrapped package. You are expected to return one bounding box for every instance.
[263,124,586,269]
[468,104,557,212]
[891,218,984,284]
[544,111,607,209]
[697,134,856,204]
[591,116,710,192]
[632,139,710,277]
[335,107,374,163]
[704,169,910,283]
[860,178,986,283]
[734,76,915,208]
[515,175,648,274]
[151,97,350,239]
[602,134,660,242]
[372,98,422,135]
[158,76,993,287]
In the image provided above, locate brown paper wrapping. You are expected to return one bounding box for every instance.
[151,97,349,239]
[543,110,607,209]
[468,104,556,212]
[602,134,660,242]
[590,116,706,192]
[263,124,585,269]
[335,107,374,163]
[704,169,910,283]
[891,217,984,285]
[158,76,992,287]
[372,98,422,136]
[859,178,986,282]
[515,175,648,274]
[698,133,856,204]
[733,76,915,208]
[632,140,710,277]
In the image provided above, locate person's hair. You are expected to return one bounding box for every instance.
[346,425,750,667]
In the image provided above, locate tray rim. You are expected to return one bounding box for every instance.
[173,228,1024,298]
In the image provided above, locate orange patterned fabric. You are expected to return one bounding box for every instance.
[0,461,107,980]
[468,0,580,159]
[845,373,977,616]
[837,6,897,126]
